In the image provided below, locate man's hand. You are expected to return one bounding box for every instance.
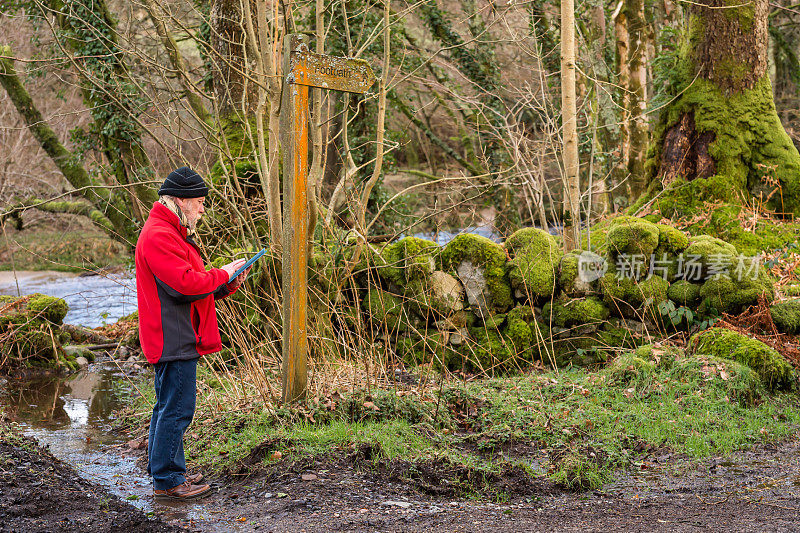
[228,267,251,290]
[220,259,247,280]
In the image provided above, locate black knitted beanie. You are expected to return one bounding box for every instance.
[158,166,209,198]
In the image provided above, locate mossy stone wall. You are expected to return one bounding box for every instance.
[344,216,778,372]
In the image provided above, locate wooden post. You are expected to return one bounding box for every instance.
[280,34,309,403]
[278,34,375,404]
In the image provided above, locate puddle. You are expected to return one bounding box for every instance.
[0,363,230,527]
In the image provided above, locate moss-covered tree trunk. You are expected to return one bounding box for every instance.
[643,0,800,217]
[625,0,648,198]
[54,0,159,222]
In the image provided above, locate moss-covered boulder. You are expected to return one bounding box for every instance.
[699,264,775,315]
[442,233,512,316]
[646,225,689,283]
[668,280,702,307]
[504,228,563,300]
[361,289,409,333]
[601,270,669,318]
[376,237,440,287]
[558,251,605,296]
[771,299,800,334]
[655,224,690,254]
[683,235,738,280]
[26,294,69,325]
[0,294,72,370]
[689,328,795,390]
[683,205,800,256]
[542,295,610,328]
[604,345,763,405]
[606,216,660,257]
[407,271,465,317]
[62,345,96,363]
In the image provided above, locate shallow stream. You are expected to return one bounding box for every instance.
[0,270,136,327]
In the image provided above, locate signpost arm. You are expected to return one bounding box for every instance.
[280,34,309,403]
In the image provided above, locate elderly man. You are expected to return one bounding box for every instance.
[136,166,248,500]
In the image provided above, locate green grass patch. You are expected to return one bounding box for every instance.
[129,346,800,492]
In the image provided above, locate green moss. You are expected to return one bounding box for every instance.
[689,328,795,390]
[542,295,610,328]
[26,294,69,325]
[683,206,800,256]
[699,267,775,315]
[0,294,74,369]
[396,332,451,370]
[601,269,669,318]
[683,234,739,280]
[602,353,657,387]
[606,216,660,257]
[601,272,640,316]
[644,75,800,218]
[551,337,609,367]
[770,299,800,334]
[656,224,689,254]
[545,319,644,368]
[0,313,59,364]
[784,284,800,297]
[117,310,138,323]
[558,252,579,292]
[604,346,763,405]
[361,289,408,333]
[504,228,563,298]
[442,233,512,313]
[503,305,535,358]
[479,313,507,330]
[685,234,737,259]
[376,237,439,287]
[638,276,670,312]
[457,327,516,373]
[668,280,702,307]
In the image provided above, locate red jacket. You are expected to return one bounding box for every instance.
[135,202,236,364]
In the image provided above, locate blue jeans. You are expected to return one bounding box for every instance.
[147,358,197,490]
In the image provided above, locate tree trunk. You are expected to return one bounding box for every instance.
[210,0,257,115]
[54,0,158,220]
[0,46,134,243]
[613,0,631,204]
[581,0,615,217]
[626,0,648,198]
[643,0,800,217]
[561,0,581,250]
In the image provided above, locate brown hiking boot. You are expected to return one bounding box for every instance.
[154,481,211,500]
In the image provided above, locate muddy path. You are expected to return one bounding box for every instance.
[3,411,800,532]
[2,361,799,532]
[120,436,800,532]
[0,434,182,533]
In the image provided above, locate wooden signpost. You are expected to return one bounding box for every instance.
[280,35,376,403]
